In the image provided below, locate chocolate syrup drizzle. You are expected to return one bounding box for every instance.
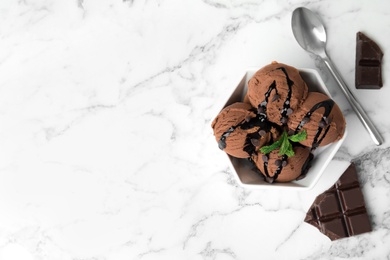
[257,80,276,118]
[257,67,294,125]
[294,99,335,148]
[262,154,288,183]
[218,109,273,154]
[262,150,313,183]
[278,67,294,124]
[251,67,297,182]
[295,153,314,181]
[218,66,318,183]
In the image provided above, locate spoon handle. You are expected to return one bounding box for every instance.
[321,55,383,145]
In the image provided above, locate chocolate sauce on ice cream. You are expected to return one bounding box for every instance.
[251,146,312,183]
[211,62,346,183]
[262,154,288,183]
[212,102,277,158]
[294,99,335,148]
[288,92,345,148]
[248,62,308,127]
[218,112,272,153]
[277,67,294,125]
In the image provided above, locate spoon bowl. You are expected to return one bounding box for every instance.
[292,7,327,56]
[291,7,383,146]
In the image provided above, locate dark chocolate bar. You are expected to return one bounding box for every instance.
[355,32,383,89]
[305,163,372,240]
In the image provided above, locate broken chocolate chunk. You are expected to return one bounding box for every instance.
[272,94,280,102]
[280,117,288,124]
[304,163,372,240]
[250,138,260,147]
[355,32,383,89]
[259,130,267,137]
[274,159,282,167]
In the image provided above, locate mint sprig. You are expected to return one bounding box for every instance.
[259,130,307,157]
[259,139,281,155]
[288,130,307,142]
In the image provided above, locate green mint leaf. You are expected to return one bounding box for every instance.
[260,139,281,154]
[278,131,290,155]
[284,142,295,157]
[278,138,295,157]
[260,130,303,157]
[288,130,307,142]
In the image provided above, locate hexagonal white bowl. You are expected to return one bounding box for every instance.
[222,68,347,190]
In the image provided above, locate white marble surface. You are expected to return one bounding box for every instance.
[1,0,390,259]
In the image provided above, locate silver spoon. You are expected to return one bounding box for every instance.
[291,7,383,146]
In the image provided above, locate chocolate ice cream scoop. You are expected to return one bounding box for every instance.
[251,146,313,183]
[247,62,308,126]
[287,92,346,148]
[211,102,278,158]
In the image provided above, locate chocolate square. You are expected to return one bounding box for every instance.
[346,213,372,236]
[315,193,341,218]
[356,66,382,88]
[339,188,365,212]
[321,218,348,240]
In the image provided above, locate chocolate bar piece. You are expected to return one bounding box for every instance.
[355,32,383,89]
[305,163,372,240]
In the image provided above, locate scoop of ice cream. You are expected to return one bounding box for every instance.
[247,62,308,126]
[251,146,312,183]
[287,92,346,148]
[211,102,278,158]
[243,93,251,104]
